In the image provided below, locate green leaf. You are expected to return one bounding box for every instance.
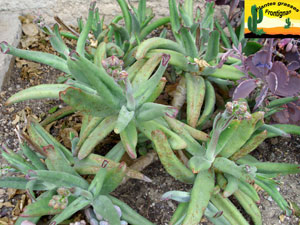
[48,106,59,114]
[114,106,135,134]
[59,87,118,118]
[243,41,263,56]
[92,195,121,225]
[6,84,70,105]
[204,30,220,62]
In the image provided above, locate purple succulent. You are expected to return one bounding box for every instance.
[272,99,300,125]
[233,41,300,109]
[278,39,300,71]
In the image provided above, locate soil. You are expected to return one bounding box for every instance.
[0,36,300,225]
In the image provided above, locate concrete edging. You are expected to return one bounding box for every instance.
[0,13,22,90]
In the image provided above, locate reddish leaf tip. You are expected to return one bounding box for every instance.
[0,41,10,54]
[69,50,80,61]
[162,54,170,66]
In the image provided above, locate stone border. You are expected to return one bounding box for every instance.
[0,14,22,90]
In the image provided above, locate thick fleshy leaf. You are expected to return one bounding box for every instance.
[251,50,271,77]
[114,106,135,134]
[245,56,263,78]
[254,85,269,110]
[275,71,300,97]
[285,50,300,64]
[59,87,118,117]
[6,84,70,105]
[269,61,289,91]
[92,195,121,225]
[287,101,300,125]
[233,79,257,100]
[273,100,300,125]
[287,61,300,71]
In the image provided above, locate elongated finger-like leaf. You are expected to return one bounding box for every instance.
[0,41,69,73]
[230,130,268,161]
[76,2,95,55]
[234,190,262,225]
[78,115,117,160]
[211,193,250,225]
[180,27,198,58]
[28,170,89,189]
[120,120,138,159]
[21,142,47,170]
[204,30,220,62]
[132,53,162,86]
[116,0,132,34]
[151,130,195,183]
[0,177,46,190]
[74,153,149,182]
[186,73,205,128]
[28,118,74,163]
[136,37,185,60]
[197,80,216,128]
[214,157,256,183]
[6,84,70,105]
[139,17,170,41]
[182,170,214,225]
[219,112,264,158]
[134,54,170,106]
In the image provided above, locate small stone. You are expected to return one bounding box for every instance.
[22,23,39,36]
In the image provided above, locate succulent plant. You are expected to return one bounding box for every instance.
[135,0,245,130]
[278,38,300,71]
[160,100,300,225]
[0,123,153,225]
[1,1,211,162]
[233,39,300,110]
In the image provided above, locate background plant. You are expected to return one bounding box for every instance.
[159,100,300,225]
[135,0,245,131]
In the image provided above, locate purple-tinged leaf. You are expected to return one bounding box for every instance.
[287,100,300,125]
[254,85,269,110]
[251,50,271,76]
[216,49,235,69]
[285,50,300,64]
[245,56,264,79]
[276,71,300,97]
[266,72,278,94]
[287,61,300,71]
[233,79,257,100]
[273,109,290,124]
[269,61,289,89]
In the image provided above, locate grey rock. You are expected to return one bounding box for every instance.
[0,13,22,90]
